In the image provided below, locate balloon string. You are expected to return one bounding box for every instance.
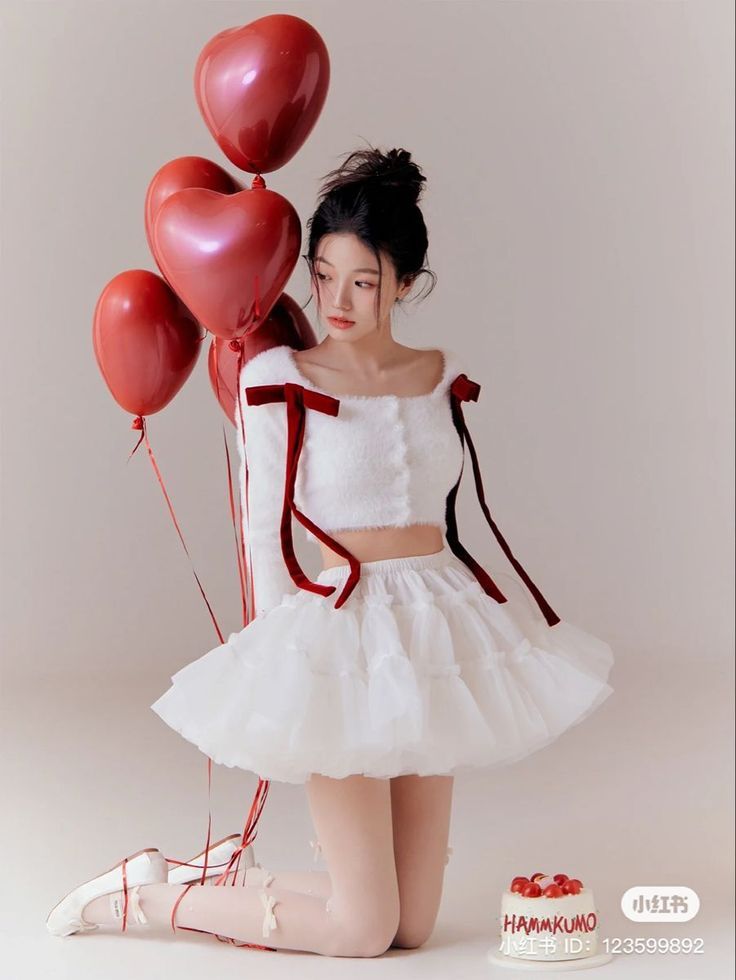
[211,338,250,626]
[127,415,224,645]
[222,426,248,626]
[232,337,256,620]
[167,772,276,951]
[126,338,272,953]
[211,776,270,888]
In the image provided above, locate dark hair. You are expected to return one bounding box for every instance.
[302,143,437,327]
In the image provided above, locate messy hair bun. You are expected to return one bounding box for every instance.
[317,146,427,206]
[304,141,437,324]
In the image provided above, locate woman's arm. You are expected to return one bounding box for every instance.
[235,353,302,618]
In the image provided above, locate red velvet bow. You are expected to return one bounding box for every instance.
[445,373,560,628]
[244,381,361,609]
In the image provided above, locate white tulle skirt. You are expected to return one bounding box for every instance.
[150,546,614,784]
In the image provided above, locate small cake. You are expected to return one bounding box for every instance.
[497,871,599,962]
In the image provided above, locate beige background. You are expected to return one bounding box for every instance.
[1,1,733,977]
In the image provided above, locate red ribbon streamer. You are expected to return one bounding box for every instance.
[445,373,560,628]
[244,380,362,609]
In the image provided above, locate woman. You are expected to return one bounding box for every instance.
[47,147,614,956]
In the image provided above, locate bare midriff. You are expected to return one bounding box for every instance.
[318,523,445,571]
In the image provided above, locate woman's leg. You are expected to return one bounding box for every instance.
[225,864,332,898]
[214,837,331,897]
[81,773,399,958]
[388,774,454,949]
[221,773,455,924]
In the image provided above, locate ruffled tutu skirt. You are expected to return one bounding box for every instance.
[150,546,614,784]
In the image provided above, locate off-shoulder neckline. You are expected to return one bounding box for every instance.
[282,345,455,402]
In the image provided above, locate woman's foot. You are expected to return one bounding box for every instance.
[166,833,255,886]
[46,848,169,936]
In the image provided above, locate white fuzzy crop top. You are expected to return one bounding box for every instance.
[234,343,559,628]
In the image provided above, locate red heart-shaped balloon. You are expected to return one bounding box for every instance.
[92,269,202,417]
[151,182,301,341]
[194,13,330,173]
[145,156,244,281]
[208,293,318,424]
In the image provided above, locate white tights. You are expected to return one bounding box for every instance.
[83,772,454,958]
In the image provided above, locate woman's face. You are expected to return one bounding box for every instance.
[310,232,411,342]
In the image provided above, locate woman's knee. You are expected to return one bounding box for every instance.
[326,899,401,958]
[390,889,443,949]
[391,919,435,949]
[329,923,398,958]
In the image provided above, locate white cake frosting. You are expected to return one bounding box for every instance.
[498,883,599,962]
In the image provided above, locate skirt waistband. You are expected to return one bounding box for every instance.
[316,545,456,584]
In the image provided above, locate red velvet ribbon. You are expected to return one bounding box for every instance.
[244,381,362,609]
[445,374,561,628]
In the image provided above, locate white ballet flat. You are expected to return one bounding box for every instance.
[46,847,169,937]
[167,833,256,885]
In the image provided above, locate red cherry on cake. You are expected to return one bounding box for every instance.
[529,872,546,883]
[542,884,565,898]
[510,877,530,894]
[553,874,569,886]
[562,878,583,895]
[521,882,543,897]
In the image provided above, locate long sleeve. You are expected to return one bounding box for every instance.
[234,349,302,617]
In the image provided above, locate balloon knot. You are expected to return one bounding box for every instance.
[251,174,266,190]
[228,338,242,352]
[131,416,143,430]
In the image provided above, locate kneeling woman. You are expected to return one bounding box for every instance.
[47,146,614,957]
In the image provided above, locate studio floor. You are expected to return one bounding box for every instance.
[2,670,733,980]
